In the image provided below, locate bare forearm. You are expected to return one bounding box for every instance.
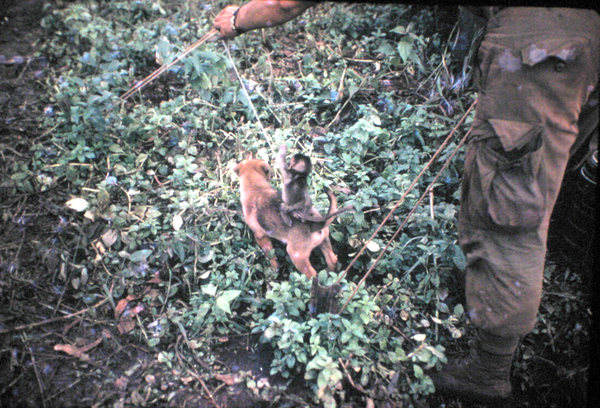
[214,0,316,39]
[237,0,315,31]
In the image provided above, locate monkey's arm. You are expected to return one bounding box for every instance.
[281,197,311,212]
[276,145,289,174]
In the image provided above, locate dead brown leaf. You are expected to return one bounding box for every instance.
[101,229,118,247]
[54,344,91,363]
[79,336,103,353]
[114,298,129,319]
[214,373,242,385]
[53,335,104,363]
[114,294,139,319]
[147,271,162,284]
[118,316,136,334]
[115,375,129,390]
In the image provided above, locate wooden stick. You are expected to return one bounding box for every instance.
[339,112,474,314]
[0,298,109,335]
[120,29,219,101]
[334,99,477,288]
[21,333,48,408]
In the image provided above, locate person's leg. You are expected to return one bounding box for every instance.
[432,7,600,401]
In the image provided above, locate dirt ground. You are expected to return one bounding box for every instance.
[0,2,201,407]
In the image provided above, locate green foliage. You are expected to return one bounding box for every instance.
[12,0,488,406]
[253,271,447,406]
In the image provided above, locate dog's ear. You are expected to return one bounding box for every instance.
[259,162,272,180]
[233,162,243,176]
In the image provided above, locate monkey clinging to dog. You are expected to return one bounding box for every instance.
[276,145,353,227]
[276,144,322,227]
[234,151,354,278]
[234,157,342,278]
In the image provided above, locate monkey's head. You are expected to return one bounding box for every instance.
[289,153,312,175]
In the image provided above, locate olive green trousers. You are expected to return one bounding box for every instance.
[459,8,600,338]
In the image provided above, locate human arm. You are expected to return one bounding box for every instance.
[213,0,316,39]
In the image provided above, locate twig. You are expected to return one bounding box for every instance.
[21,333,48,408]
[1,371,26,397]
[120,29,219,101]
[0,143,26,157]
[0,298,109,335]
[429,189,435,219]
[339,357,367,394]
[174,329,219,407]
[175,322,212,371]
[53,226,89,316]
[18,57,33,80]
[187,368,220,408]
[326,75,367,129]
[43,378,82,405]
[391,325,412,343]
[336,65,347,101]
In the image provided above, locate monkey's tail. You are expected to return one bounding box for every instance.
[323,189,354,226]
[293,189,353,225]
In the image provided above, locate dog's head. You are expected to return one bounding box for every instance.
[233,159,273,181]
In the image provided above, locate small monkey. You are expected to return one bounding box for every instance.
[277,144,321,226]
[277,145,353,227]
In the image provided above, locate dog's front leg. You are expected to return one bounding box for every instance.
[255,235,279,270]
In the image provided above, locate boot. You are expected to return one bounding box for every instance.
[431,330,518,402]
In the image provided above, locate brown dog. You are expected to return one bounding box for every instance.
[233,158,347,279]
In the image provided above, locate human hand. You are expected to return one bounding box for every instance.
[213,5,240,39]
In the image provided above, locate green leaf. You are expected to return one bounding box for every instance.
[130,249,152,263]
[201,284,217,297]
[397,37,414,64]
[454,303,464,317]
[391,25,407,35]
[264,327,276,339]
[11,172,30,181]
[215,290,241,314]
[451,247,467,270]
[108,144,124,153]
[413,364,424,379]
[437,302,450,314]
[97,189,110,208]
[425,345,445,360]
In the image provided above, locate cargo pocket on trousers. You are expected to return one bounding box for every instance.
[475,120,548,230]
[521,37,588,67]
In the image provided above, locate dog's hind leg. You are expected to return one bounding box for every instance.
[286,243,317,279]
[318,237,338,272]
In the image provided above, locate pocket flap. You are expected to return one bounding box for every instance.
[488,119,540,152]
[521,37,588,66]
